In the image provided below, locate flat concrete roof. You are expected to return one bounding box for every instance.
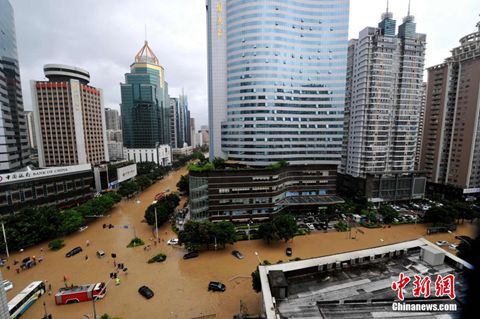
[260,238,472,319]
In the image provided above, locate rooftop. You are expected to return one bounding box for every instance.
[134,41,159,65]
[259,239,472,319]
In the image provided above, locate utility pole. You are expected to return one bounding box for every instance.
[43,301,51,319]
[1,222,9,258]
[155,206,159,243]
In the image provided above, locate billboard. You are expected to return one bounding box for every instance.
[0,164,92,185]
[117,164,137,183]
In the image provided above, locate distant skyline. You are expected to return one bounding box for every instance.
[11,0,480,127]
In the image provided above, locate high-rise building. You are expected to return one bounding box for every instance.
[25,111,37,150]
[31,64,109,167]
[105,107,121,130]
[338,6,427,202]
[415,82,427,170]
[189,118,196,148]
[199,125,209,147]
[421,21,480,194]
[121,41,170,149]
[0,0,30,172]
[207,0,349,166]
[169,93,191,149]
[107,142,124,161]
[169,97,178,148]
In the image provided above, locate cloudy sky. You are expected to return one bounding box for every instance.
[11,0,480,127]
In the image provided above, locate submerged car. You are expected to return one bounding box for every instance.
[167,238,179,245]
[286,247,292,257]
[183,251,199,259]
[2,280,13,292]
[208,281,226,292]
[66,246,83,257]
[435,240,448,247]
[232,250,244,259]
[138,285,154,299]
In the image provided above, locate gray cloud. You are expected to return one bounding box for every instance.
[11,0,480,128]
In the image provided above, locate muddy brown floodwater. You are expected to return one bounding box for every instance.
[2,166,478,318]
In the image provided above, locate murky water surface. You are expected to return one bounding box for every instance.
[3,167,476,318]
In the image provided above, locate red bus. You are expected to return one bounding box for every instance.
[55,282,106,305]
[154,192,166,201]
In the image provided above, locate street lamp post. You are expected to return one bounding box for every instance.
[152,201,159,243]
[43,301,50,319]
[254,251,261,264]
[1,222,9,258]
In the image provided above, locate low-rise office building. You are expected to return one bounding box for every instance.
[338,171,426,203]
[0,164,94,215]
[189,163,342,221]
[124,145,171,167]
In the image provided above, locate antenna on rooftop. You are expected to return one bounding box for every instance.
[144,25,147,43]
[408,0,411,16]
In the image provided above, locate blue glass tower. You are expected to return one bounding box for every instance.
[120,42,170,149]
[207,0,350,165]
[0,0,30,172]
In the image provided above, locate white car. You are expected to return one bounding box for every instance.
[79,226,88,232]
[448,244,458,250]
[435,240,448,247]
[2,280,13,292]
[306,223,315,231]
[167,238,179,245]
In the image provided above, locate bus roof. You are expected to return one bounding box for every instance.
[8,281,44,310]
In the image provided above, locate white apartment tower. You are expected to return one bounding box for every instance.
[207,0,350,165]
[340,7,426,178]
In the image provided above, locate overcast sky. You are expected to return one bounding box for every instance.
[11,0,480,127]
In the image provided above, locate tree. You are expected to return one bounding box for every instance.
[118,181,139,197]
[176,174,189,195]
[178,221,208,251]
[178,220,236,250]
[337,199,356,216]
[48,239,65,251]
[364,211,378,224]
[136,161,159,175]
[379,205,398,224]
[144,202,171,226]
[211,221,237,248]
[273,214,298,242]
[58,209,85,235]
[212,157,226,169]
[136,175,152,190]
[257,221,279,244]
[424,206,457,225]
[251,267,262,293]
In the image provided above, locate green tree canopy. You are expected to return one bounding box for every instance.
[58,209,85,235]
[379,205,398,224]
[272,214,298,242]
[178,220,236,250]
[176,174,189,195]
[424,206,457,225]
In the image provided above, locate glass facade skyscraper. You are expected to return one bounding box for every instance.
[121,41,170,149]
[207,0,350,166]
[0,0,30,172]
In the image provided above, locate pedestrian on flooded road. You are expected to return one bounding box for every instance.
[86,240,90,247]
[85,255,88,261]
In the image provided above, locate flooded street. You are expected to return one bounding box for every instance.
[2,167,477,318]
